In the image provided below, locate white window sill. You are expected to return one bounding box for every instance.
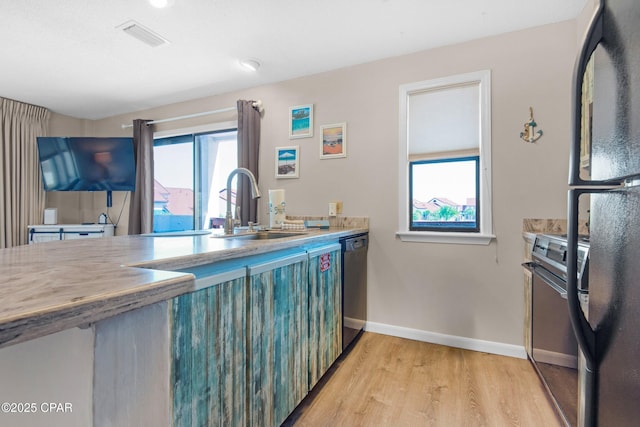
[396,231,495,245]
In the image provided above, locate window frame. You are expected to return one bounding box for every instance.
[397,70,494,245]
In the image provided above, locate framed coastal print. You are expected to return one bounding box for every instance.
[320,122,347,159]
[275,146,299,178]
[289,104,313,139]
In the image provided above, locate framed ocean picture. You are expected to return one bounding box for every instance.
[320,122,347,159]
[289,104,313,139]
[275,146,299,178]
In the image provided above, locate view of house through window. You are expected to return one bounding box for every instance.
[410,156,479,231]
[153,129,237,233]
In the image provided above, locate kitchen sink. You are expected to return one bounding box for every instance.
[141,230,212,237]
[213,231,307,240]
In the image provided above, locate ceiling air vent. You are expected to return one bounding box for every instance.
[117,20,169,48]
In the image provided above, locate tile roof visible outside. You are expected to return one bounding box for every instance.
[165,187,194,216]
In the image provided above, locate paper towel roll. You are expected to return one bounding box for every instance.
[269,189,286,228]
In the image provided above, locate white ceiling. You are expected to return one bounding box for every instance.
[0,0,588,120]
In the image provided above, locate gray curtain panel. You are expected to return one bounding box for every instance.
[128,119,154,235]
[237,100,261,225]
[0,98,50,248]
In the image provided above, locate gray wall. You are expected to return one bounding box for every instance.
[47,17,587,349]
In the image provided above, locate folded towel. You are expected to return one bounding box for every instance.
[283,219,305,225]
[281,221,306,230]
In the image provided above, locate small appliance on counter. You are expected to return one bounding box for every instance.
[43,208,57,225]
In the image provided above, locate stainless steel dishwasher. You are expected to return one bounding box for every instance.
[340,233,368,350]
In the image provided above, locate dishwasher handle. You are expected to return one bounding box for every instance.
[344,235,368,252]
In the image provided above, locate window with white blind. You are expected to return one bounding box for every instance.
[398,70,494,244]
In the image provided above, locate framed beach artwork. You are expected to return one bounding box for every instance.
[320,123,347,159]
[275,146,299,178]
[289,104,313,139]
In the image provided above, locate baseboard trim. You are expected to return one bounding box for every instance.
[532,348,577,368]
[364,321,527,359]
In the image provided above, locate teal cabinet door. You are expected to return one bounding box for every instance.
[307,244,342,389]
[171,274,247,427]
[248,252,309,427]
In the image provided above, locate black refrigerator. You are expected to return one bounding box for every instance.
[568,0,640,426]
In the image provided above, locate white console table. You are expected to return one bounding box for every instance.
[27,224,115,244]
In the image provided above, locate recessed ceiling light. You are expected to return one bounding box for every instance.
[149,0,171,8]
[240,59,261,72]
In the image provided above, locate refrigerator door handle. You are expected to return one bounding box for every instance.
[567,188,599,370]
[570,0,606,187]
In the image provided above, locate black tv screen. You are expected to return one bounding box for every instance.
[37,137,136,191]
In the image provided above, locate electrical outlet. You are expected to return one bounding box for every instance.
[328,202,337,217]
[335,201,343,214]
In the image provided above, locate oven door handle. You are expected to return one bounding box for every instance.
[523,262,568,299]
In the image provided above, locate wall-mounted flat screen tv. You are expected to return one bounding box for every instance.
[37,137,136,191]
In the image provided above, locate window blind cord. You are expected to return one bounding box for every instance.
[481,165,498,264]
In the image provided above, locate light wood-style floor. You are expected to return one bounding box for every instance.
[284,332,562,427]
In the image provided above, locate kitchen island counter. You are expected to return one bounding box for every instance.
[0,224,368,349]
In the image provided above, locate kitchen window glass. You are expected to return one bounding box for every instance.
[153,127,237,233]
[397,70,493,244]
[410,156,479,232]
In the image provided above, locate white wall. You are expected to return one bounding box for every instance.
[0,328,94,427]
[48,19,584,349]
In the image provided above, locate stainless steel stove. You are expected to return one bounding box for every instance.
[524,233,590,427]
[531,234,590,293]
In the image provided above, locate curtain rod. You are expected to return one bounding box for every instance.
[120,100,263,129]
[121,106,235,129]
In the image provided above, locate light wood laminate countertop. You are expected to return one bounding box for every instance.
[0,226,367,349]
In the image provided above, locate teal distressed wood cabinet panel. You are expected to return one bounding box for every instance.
[248,252,309,427]
[307,245,342,389]
[168,244,343,426]
[170,275,247,427]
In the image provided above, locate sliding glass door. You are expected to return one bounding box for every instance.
[153,129,237,233]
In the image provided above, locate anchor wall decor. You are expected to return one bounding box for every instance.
[520,107,543,143]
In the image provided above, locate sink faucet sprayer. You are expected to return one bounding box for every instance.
[224,168,261,234]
